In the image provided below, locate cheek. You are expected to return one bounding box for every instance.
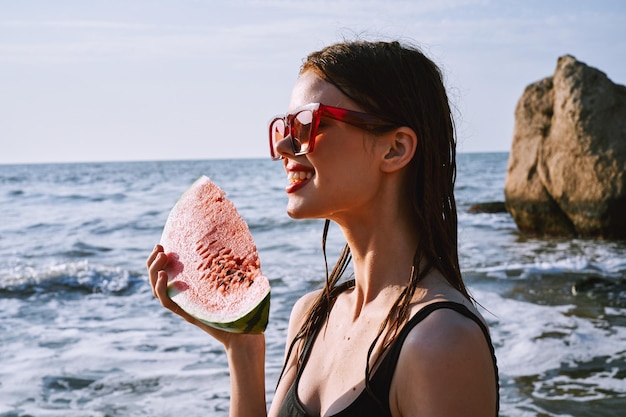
[314,133,377,177]
[314,154,379,200]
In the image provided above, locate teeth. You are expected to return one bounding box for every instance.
[288,171,313,184]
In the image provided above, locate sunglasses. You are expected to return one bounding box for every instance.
[268,103,396,160]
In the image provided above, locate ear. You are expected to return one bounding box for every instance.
[379,127,418,173]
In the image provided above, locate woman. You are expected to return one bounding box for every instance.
[148,40,499,416]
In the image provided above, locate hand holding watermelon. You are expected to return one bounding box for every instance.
[147,245,219,331]
[147,244,262,346]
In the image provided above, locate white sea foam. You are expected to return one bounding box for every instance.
[475,289,626,403]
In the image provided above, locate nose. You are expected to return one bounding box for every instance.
[274,133,296,160]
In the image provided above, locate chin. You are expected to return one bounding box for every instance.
[286,201,322,220]
[286,207,307,220]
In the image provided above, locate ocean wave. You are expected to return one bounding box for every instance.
[0,261,145,298]
[467,254,626,309]
[474,256,626,280]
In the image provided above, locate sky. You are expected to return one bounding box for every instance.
[1,0,625,164]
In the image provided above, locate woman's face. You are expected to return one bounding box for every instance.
[276,71,385,223]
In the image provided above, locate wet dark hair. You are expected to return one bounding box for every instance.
[278,39,470,408]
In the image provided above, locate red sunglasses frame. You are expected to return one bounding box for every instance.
[268,103,396,160]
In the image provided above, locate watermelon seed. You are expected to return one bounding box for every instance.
[196,243,210,256]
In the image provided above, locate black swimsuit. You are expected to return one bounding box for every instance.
[277,301,500,417]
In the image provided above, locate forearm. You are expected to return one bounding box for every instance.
[226,333,267,417]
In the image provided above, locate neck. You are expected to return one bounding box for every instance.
[331,204,419,308]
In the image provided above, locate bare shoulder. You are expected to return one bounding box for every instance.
[288,290,322,329]
[390,305,497,417]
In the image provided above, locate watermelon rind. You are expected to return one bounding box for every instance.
[168,283,270,334]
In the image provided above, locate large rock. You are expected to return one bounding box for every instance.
[505,55,626,239]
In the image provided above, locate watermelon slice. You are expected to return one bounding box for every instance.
[160,175,270,334]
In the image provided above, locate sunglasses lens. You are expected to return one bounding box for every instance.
[270,118,286,157]
[292,110,313,154]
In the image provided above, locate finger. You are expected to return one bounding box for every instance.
[146,244,164,269]
[154,270,176,306]
[148,250,167,278]
[149,254,168,296]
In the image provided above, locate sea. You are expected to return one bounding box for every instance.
[0,153,625,417]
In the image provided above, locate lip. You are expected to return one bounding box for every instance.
[285,162,315,194]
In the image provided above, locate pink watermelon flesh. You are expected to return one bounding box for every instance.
[160,175,270,334]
